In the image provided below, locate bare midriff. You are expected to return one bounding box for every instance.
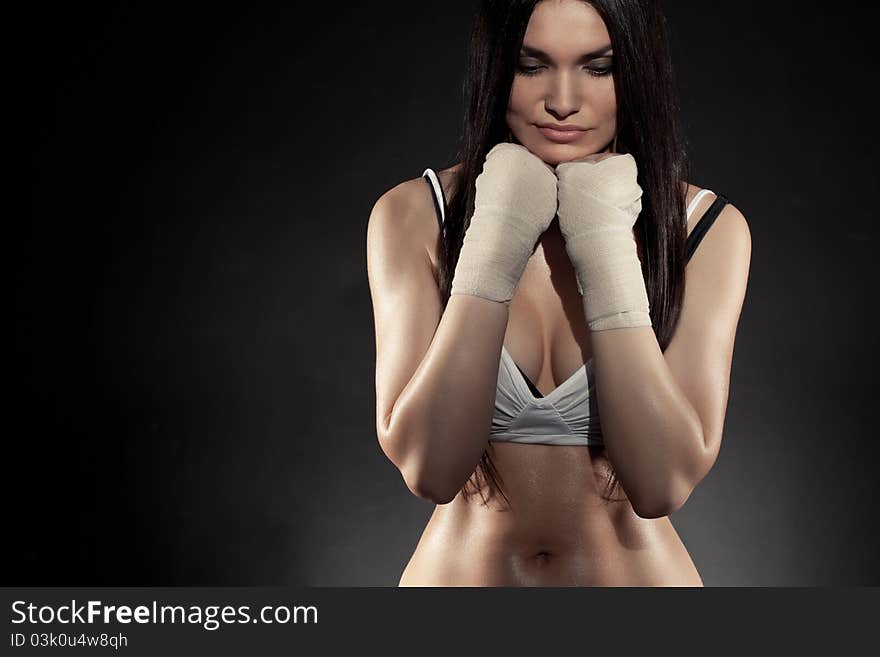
[398,442,703,587]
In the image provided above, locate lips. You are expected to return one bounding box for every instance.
[537,123,586,132]
[537,124,587,143]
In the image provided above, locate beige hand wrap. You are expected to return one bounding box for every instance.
[556,154,652,331]
[450,143,558,305]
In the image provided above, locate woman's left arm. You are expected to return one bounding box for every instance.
[590,204,751,518]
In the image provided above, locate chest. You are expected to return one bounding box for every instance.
[503,220,643,396]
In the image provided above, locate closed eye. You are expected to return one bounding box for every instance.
[516,63,613,78]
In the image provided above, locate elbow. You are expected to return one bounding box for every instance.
[631,496,673,520]
[631,475,693,519]
[631,431,705,519]
[410,480,458,505]
[401,459,459,505]
[379,429,459,505]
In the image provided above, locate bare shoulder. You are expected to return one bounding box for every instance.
[680,180,751,303]
[368,172,443,266]
[682,179,749,234]
[681,181,750,245]
[698,199,751,265]
[368,161,464,276]
[369,175,432,237]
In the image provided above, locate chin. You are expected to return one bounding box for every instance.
[533,143,598,165]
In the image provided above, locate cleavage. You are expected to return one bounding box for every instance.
[504,282,592,398]
[504,222,594,397]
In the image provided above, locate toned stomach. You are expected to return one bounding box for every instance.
[398,442,703,587]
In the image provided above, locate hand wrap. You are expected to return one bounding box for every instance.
[451,143,558,305]
[556,154,652,331]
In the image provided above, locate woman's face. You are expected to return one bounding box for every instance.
[507,0,617,166]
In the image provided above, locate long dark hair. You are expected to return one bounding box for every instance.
[436,0,690,508]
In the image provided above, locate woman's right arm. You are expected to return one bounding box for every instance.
[366,184,509,504]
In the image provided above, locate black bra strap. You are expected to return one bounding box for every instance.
[686,194,729,262]
[422,171,446,230]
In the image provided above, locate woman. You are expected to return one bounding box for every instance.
[366,0,751,586]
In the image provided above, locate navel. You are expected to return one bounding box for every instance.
[531,550,553,565]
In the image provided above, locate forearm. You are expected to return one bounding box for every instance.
[590,326,705,517]
[554,155,702,515]
[383,293,507,503]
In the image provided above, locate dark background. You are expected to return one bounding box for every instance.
[14,1,880,585]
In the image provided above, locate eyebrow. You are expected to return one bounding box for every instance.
[519,44,613,62]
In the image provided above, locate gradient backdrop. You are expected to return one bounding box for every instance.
[14,1,880,585]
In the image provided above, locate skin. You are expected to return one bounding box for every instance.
[507,0,619,168]
[368,0,751,585]
[395,176,713,586]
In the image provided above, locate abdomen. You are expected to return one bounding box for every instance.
[398,443,704,587]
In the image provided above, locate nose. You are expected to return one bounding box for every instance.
[544,69,581,118]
